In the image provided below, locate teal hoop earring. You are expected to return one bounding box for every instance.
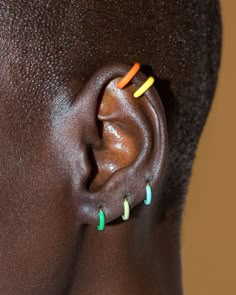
[97,208,105,231]
[144,183,152,205]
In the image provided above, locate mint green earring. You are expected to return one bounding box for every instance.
[144,183,152,205]
[97,208,105,231]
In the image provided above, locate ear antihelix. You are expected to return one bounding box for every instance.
[71,63,167,230]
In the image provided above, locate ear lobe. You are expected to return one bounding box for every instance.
[60,64,168,226]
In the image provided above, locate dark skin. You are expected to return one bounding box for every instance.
[0,1,221,294]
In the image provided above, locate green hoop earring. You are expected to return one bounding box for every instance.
[97,208,105,231]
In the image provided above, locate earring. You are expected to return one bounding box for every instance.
[133,76,155,98]
[97,208,106,231]
[116,62,155,97]
[117,62,140,89]
[122,198,130,221]
[144,183,152,205]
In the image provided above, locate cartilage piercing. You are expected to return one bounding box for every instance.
[133,76,155,98]
[117,62,140,89]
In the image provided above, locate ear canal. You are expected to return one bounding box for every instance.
[65,64,168,226]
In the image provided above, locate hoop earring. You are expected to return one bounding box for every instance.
[144,183,152,205]
[117,62,140,89]
[133,76,155,98]
[97,208,106,231]
[122,198,130,221]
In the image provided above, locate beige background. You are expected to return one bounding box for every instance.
[182,1,236,294]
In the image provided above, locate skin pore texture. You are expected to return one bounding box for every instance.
[0,1,221,294]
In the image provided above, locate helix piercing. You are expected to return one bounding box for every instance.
[117,62,140,89]
[133,76,155,98]
[97,208,106,231]
[122,198,130,221]
[144,183,152,205]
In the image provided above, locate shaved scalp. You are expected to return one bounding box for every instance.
[0,0,221,220]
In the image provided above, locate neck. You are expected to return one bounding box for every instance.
[68,204,183,295]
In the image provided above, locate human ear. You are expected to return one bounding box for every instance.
[55,64,168,227]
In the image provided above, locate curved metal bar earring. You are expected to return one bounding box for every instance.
[122,198,130,221]
[97,208,106,231]
[144,183,152,205]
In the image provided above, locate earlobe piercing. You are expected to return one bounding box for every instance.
[117,62,140,89]
[122,198,130,221]
[144,183,152,205]
[133,76,155,98]
[97,208,106,231]
[97,184,152,230]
